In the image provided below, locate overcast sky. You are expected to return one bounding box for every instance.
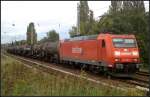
[1,1,149,44]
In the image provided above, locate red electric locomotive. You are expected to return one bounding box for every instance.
[59,33,140,77]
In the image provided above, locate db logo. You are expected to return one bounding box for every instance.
[72,47,82,54]
[121,52,131,55]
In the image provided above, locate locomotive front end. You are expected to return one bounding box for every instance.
[111,35,141,76]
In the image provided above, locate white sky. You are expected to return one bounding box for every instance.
[1,1,149,44]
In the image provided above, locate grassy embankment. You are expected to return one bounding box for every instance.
[1,54,146,96]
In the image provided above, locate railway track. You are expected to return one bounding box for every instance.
[114,69,149,90]
[2,52,149,92]
[136,71,150,76]
[119,78,149,89]
[131,71,149,89]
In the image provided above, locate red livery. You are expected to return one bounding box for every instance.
[59,33,140,77]
[7,33,141,77]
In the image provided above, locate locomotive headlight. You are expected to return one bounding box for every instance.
[114,51,120,56]
[133,58,138,62]
[132,51,138,56]
[115,58,120,62]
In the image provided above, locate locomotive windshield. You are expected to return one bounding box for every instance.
[112,38,137,48]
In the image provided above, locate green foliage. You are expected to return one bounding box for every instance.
[68,26,78,38]
[46,30,59,42]
[19,40,26,45]
[13,40,26,46]
[94,1,149,66]
[38,37,47,43]
[79,1,94,35]
[69,1,96,37]
[1,55,146,96]
[26,22,37,45]
[39,30,59,43]
[12,80,33,95]
[69,1,149,67]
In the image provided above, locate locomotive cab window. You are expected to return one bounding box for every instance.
[102,39,105,48]
[112,38,137,48]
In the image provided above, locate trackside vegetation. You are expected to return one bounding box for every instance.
[1,54,146,96]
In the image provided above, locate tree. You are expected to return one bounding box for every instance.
[26,22,37,45]
[69,1,95,37]
[69,26,78,38]
[20,40,26,45]
[100,0,148,67]
[132,1,145,14]
[88,10,95,35]
[79,1,90,35]
[109,1,122,14]
[39,37,47,43]
[46,30,59,42]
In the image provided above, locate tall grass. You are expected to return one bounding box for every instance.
[1,54,146,96]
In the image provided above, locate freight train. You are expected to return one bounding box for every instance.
[7,33,141,77]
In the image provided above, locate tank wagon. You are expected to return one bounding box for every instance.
[7,33,141,77]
